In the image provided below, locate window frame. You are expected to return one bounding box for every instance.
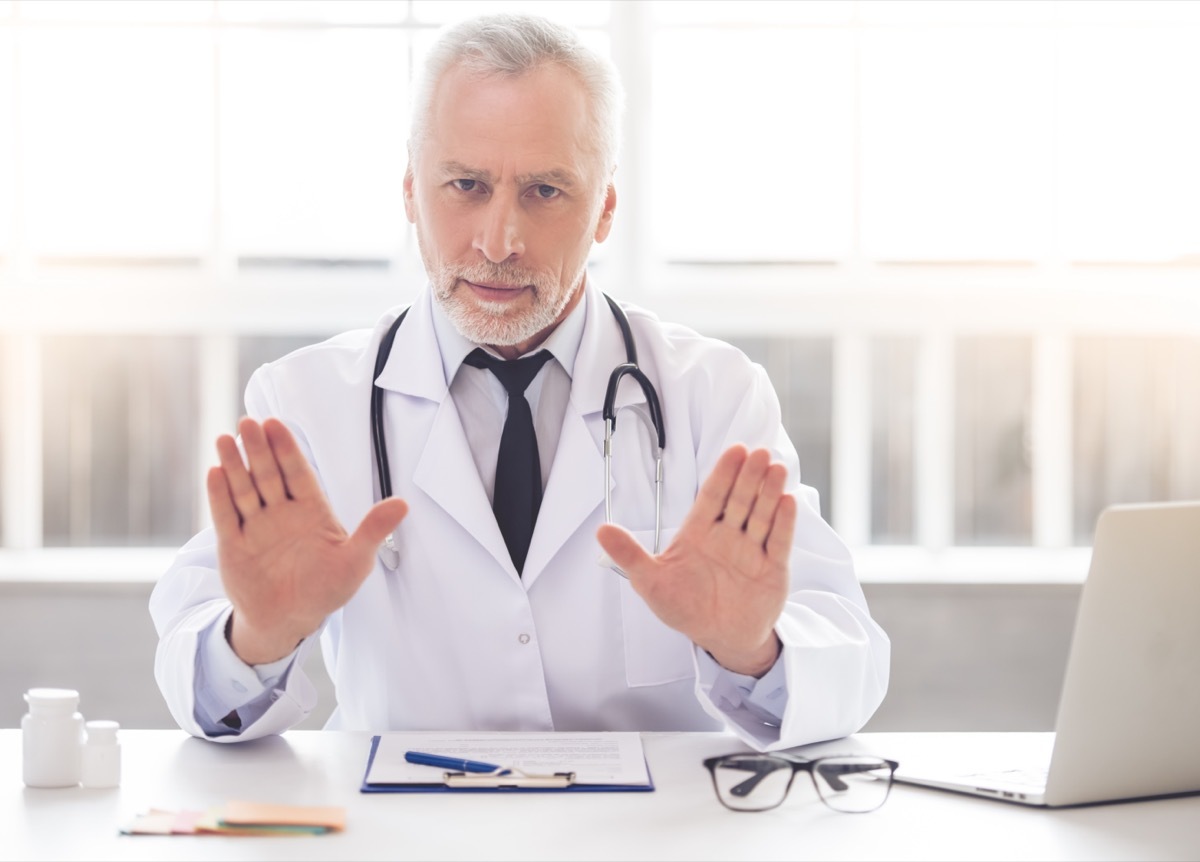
[3,1,1200,584]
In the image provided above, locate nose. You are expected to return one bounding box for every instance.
[473,191,525,263]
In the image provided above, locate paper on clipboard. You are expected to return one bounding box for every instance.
[362,731,653,793]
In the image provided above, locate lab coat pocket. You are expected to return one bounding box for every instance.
[618,529,695,688]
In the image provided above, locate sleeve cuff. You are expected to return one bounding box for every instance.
[194,607,301,732]
[696,646,789,726]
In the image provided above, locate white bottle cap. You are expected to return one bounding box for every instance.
[24,688,80,710]
[85,720,119,744]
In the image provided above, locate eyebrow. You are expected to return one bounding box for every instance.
[439,161,581,191]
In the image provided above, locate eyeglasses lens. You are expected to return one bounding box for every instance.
[811,756,894,813]
[711,755,793,811]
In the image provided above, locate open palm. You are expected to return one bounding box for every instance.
[597,445,794,677]
[208,417,408,664]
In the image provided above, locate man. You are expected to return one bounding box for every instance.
[150,13,889,751]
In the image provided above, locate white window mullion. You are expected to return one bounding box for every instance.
[606,0,652,305]
[1031,333,1072,547]
[914,333,954,550]
[195,333,237,532]
[211,18,235,287]
[831,333,870,546]
[1,333,42,549]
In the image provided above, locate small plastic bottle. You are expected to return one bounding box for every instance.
[22,688,85,788]
[81,720,121,789]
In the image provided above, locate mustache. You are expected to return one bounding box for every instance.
[450,261,553,293]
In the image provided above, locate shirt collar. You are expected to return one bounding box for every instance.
[430,282,590,382]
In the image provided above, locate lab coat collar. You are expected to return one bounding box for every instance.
[373,279,648,418]
[571,280,650,417]
[428,279,588,385]
[372,286,450,403]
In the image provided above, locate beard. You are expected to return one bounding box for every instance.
[421,240,586,347]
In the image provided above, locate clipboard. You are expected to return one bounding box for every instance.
[360,734,655,794]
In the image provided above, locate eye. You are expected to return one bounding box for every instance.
[533,184,560,200]
[452,179,479,192]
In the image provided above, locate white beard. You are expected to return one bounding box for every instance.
[423,250,587,347]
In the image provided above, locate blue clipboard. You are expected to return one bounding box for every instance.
[360,735,655,793]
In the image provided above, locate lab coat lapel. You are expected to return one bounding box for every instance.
[521,287,649,587]
[521,402,604,587]
[373,289,449,403]
[412,396,517,581]
[375,289,518,582]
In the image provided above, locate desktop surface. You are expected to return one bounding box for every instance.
[4,729,1199,861]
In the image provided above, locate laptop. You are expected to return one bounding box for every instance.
[894,501,1200,806]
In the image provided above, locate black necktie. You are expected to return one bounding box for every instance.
[463,348,554,574]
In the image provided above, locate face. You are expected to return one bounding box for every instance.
[404,62,617,358]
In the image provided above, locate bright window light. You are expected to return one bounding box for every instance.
[220,29,410,261]
[1058,26,1200,263]
[0,30,13,255]
[855,0,1057,25]
[216,0,408,24]
[413,0,611,27]
[17,0,212,22]
[859,26,1055,261]
[19,27,213,258]
[652,0,854,26]
[652,27,856,262]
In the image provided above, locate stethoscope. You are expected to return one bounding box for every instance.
[370,293,666,566]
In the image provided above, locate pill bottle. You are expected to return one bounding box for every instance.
[81,720,121,789]
[22,688,85,788]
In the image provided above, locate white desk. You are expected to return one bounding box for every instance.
[4,729,1198,861]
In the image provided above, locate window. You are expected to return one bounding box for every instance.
[2,0,1199,583]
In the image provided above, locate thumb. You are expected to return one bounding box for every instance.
[596,523,655,578]
[349,497,409,556]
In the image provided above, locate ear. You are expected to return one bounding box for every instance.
[403,165,417,224]
[593,182,617,243]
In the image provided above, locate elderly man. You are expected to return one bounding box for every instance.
[150,13,889,751]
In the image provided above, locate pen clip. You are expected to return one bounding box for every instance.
[443,767,576,789]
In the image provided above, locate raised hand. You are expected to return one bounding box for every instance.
[596,444,795,677]
[208,417,409,665]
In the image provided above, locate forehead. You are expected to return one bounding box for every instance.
[421,63,599,182]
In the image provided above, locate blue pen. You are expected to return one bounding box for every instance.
[405,751,510,774]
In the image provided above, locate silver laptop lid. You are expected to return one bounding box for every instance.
[1045,502,1200,806]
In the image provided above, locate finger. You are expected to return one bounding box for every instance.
[720,448,772,530]
[764,493,798,569]
[687,444,749,527]
[239,417,288,505]
[206,466,244,536]
[347,497,409,559]
[744,462,788,546]
[216,433,263,520]
[263,417,323,501]
[596,523,656,579]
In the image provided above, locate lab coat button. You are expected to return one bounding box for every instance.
[518,633,531,645]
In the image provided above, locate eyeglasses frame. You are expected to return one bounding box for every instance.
[702,752,900,813]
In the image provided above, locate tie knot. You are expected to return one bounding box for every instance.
[464,348,553,397]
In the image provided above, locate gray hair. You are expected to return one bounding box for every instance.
[409,13,624,183]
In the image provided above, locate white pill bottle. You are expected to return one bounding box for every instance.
[81,720,121,789]
[22,688,85,788]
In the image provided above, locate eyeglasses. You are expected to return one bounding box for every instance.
[703,753,899,813]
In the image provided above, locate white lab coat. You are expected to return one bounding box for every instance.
[150,284,889,751]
